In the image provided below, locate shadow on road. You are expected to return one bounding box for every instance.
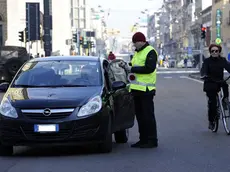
[11,143,123,157]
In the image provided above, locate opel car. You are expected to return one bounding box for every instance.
[0,56,135,155]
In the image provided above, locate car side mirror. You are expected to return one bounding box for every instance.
[111,81,126,91]
[0,82,9,92]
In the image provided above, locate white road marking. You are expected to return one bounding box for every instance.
[157,70,199,74]
[179,76,187,78]
[164,76,172,79]
[182,76,203,84]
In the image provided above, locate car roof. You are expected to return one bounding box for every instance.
[30,56,102,62]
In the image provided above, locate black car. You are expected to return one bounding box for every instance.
[0,56,135,155]
[0,46,30,84]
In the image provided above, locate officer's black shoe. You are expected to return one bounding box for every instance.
[139,142,158,148]
[131,141,158,148]
[131,141,142,148]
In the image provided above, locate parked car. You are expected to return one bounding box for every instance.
[0,56,135,155]
[177,59,193,68]
[0,46,30,85]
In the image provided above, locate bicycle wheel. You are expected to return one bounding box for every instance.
[220,100,230,135]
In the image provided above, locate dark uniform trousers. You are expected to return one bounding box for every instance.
[206,81,229,122]
[132,89,158,143]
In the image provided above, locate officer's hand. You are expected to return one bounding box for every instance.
[124,64,131,72]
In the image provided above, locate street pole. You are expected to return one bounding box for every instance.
[77,31,81,55]
[199,38,203,71]
[77,0,81,55]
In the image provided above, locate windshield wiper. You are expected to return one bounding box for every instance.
[48,85,88,87]
[12,84,42,88]
[12,84,91,88]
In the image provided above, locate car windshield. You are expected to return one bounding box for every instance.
[11,60,102,87]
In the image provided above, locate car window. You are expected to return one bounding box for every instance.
[12,60,102,87]
[0,50,18,58]
[103,61,113,91]
[109,61,128,84]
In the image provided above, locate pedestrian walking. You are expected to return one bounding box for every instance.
[108,51,116,61]
[119,32,158,148]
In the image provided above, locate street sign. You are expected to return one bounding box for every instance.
[216,9,222,39]
[215,38,222,45]
[228,53,230,61]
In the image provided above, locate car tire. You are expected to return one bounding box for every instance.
[97,117,113,153]
[114,129,129,143]
[5,59,23,76]
[0,144,13,156]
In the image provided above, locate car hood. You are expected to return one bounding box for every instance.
[6,87,103,108]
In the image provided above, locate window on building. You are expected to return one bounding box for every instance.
[0,25,3,47]
[79,0,84,6]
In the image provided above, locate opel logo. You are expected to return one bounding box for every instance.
[43,108,51,116]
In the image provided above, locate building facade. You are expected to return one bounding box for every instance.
[201,5,212,57]
[211,0,230,58]
[147,14,155,40]
[190,0,202,52]
[4,0,73,56]
[0,0,7,46]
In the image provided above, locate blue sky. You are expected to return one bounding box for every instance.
[88,0,163,36]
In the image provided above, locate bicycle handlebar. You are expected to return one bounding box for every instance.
[200,75,230,83]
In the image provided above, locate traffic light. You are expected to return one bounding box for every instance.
[80,36,84,45]
[201,26,206,39]
[89,41,95,48]
[72,33,77,43]
[19,31,24,42]
[91,41,95,48]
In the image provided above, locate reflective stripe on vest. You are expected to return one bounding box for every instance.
[130,81,156,87]
[127,73,156,87]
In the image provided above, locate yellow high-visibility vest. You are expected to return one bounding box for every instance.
[129,45,158,92]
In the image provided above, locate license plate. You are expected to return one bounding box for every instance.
[34,124,59,133]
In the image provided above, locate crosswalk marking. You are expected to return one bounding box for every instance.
[179,76,187,78]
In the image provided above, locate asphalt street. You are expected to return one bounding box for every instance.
[1,69,230,172]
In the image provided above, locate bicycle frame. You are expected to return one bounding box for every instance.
[217,87,224,118]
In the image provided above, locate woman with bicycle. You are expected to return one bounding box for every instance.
[201,44,230,131]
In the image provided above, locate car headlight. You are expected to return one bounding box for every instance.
[0,97,18,118]
[77,96,102,117]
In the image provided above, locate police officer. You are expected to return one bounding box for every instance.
[119,32,158,148]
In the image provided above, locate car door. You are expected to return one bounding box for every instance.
[108,59,135,131]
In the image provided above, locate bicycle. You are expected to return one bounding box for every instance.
[201,75,230,134]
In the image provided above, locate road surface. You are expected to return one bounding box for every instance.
[0,71,230,172]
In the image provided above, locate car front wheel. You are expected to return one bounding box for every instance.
[0,144,13,156]
[97,117,113,153]
[114,129,129,143]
